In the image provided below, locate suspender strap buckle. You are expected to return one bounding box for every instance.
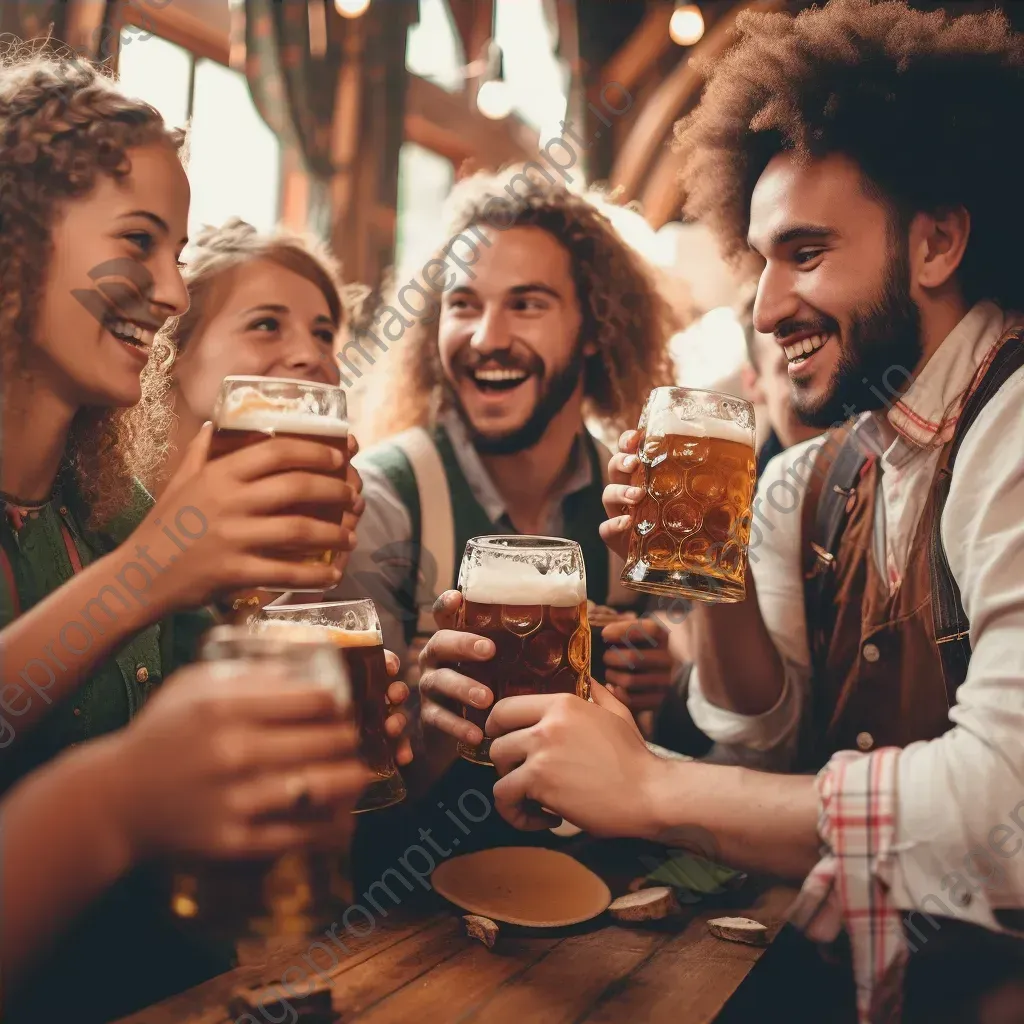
[809,542,836,574]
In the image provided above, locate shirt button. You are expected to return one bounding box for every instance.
[73,707,81,717]
[856,731,874,751]
[136,666,149,684]
[59,506,68,516]
[954,890,972,908]
[862,643,880,663]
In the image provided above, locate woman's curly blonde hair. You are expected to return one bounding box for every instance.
[156,217,346,368]
[354,166,681,446]
[0,46,183,526]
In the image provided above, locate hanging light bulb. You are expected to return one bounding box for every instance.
[476,43,512,120]
[670,3,705,46]
[334,0,371,18]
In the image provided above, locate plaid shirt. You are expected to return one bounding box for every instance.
[790,749,903,1022]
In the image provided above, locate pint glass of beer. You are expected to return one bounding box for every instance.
[621,387,756,603]
[456,536,591,766]
[257,601,407,813]
[169,626,354,946]
[210,376,349,590]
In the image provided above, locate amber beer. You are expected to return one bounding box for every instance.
[210,376,349,587]
[621,387,756,603]
[455,537,591,766]
[169,627,355,946]
[257,602,406,813]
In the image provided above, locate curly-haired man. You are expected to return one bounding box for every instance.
[454,3,1024,1020]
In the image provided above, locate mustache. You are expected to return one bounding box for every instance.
[775,316,840,342]
[454,345,545,376]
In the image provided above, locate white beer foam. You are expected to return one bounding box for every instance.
[462,563,586,607]
[220,386,348,437]
[256,620,381,645]
[648,412,750,446]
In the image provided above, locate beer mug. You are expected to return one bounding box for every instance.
[210,376,349,590]
[621,387,756,603]
[455,536,591,766]
[169,626,354,947]
[256,601,407,813]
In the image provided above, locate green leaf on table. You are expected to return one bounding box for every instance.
[642,852,744,895]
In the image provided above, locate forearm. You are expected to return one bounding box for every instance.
[1,737,133,985]
[0,546,172,738]
[641,759,820,880]
[691,573,786,714]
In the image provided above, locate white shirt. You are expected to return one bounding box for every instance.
[688,300,1024,930]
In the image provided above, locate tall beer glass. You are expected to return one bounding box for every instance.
[169,626,353,947]
[256,601,406,813]
[456,536,590,766]
[621,387,756,603]
[210,376,349,590]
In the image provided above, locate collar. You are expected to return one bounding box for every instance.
[437,410,595,525]
[887,301,1023,448]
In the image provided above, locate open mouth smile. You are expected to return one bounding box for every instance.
[468,366,532,393]
[106,318,154,351]
[783,332,834,366]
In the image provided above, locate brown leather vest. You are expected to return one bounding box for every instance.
[799,439,955,770]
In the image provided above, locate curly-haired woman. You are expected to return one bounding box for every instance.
[0,51,371,1021]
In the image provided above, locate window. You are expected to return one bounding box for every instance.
[395,143,454,272]
[116,30,282,242]
[406,0,465,93]
[495,0,568,137]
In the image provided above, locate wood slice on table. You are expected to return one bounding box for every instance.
[707,916,769,946]
[431,847,612,927]
[608,887,680,922]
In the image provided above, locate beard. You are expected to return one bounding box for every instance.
[444,343,587,457]
[790,240,922,429]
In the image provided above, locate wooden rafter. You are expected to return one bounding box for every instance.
[599,3,675,96]
[609,0,784,213]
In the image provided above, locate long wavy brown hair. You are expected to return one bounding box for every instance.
[0,46,183,526]
[353,166,681,447]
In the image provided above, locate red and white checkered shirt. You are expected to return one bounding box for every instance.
[790,748,904,1022]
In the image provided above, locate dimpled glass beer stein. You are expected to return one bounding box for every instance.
[455,536,591,766]
[621,387,757,603]
[168,626,354,950]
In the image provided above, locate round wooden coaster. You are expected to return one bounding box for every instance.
[431,847,612,927]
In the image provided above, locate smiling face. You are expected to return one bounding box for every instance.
[748,152,922,427]
[33,142,191,408]
[437,225,588,455]
[172,258,340,423]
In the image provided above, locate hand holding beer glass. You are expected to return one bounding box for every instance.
[210,376,350,592]
[256,601,407,813]
[620,387,756,603]
[455,536,591,766]
[168,626,361,945]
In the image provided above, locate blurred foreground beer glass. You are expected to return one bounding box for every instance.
[257,601,406,813]
[456,536,591,766]
[169,626,353,947]
[621,387,756,603]
[210,376,349,590]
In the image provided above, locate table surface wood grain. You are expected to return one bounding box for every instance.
[117,883,798,1024]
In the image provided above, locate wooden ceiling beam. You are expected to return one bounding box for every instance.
[599,2,675,96]
[609,0,783,207]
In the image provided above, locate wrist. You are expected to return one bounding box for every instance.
[636,754,690,843]
[69,737,139,880]
[80,733,146,871]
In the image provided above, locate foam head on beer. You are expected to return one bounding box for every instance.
[217,380,348,439]
[647,410,752,446]
[462,562,587,607]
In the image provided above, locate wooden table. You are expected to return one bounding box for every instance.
[118,883,797,1024]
